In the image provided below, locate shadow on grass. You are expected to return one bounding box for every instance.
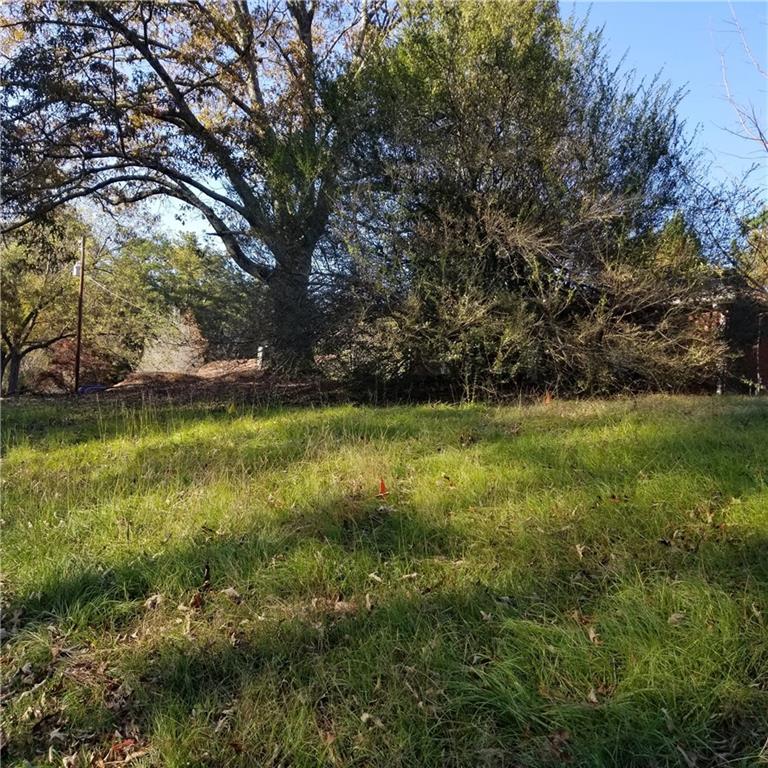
[4,398,768,765]
[11,545,767,766]
[6,486,768,765]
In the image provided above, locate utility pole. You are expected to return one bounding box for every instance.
[757,313,764,396]
[73,235,86,394]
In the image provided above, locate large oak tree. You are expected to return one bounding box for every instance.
[1,0,396,368]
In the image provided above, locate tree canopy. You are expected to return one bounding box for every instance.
[2,0,763,394]
[2,0,397,367]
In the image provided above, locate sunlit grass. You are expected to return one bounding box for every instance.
[1,395,767,766]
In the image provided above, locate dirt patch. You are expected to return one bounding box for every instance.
[195,358,262,379]
[103,360,345,406]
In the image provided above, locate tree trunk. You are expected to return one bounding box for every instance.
[5,352,22,396]
[268,247,315,371]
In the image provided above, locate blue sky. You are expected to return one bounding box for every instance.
[568,1,767,185]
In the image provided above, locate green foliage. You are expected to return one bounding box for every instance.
[111,234,269,359]
[0,208,85,393]
[329,3,727,397]
[1,213,268,392]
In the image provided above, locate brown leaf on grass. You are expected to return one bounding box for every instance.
[107,737,136,758]
[360,712,384,728]
[587,626,601,645]
[400,572,418,581]
[144,594,164,610]
[569,609,592,625]
[307,598,357,617]
[214,708,235,734]
[122,749,150,764]
[220,587,241,603]
[321,730,336,745]
[668,612,686,625]
[189,591,204,610]
[575,544,586,560]
[587,687,599,704]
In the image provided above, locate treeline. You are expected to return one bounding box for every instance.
[0,217,267,394]
[2,1,765,397]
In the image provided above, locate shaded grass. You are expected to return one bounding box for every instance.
[1,395,767,766]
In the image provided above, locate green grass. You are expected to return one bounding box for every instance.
[1,395,767,767]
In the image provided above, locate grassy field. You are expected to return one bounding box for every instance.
[1,395,767,767]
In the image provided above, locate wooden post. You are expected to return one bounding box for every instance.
[74,235,86,393]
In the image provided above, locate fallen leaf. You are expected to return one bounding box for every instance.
[570,609,591,625]
[144,594,164,610]
[587,687,599,704]
[108,737,136,758]
[368,572,383,583]
[587,626,601,645]
[668,612,686,625]
[575,544,586,560]
[214,708,235,733]
[400,572,418,581]
[480,611,493,622]
[220,587,241,603]
[360,712,383,728]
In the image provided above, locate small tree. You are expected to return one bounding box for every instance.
[0,210,85,394]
